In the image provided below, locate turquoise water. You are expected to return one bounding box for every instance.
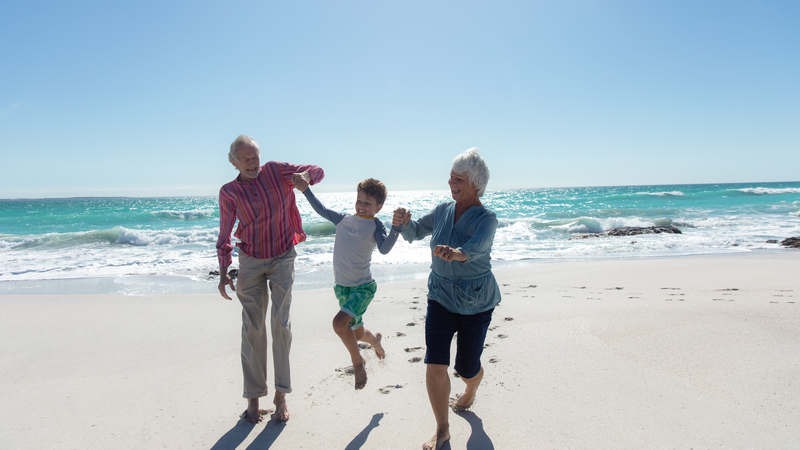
[1,182,799,295]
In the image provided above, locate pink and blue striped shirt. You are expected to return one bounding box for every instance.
[216,161,325,269]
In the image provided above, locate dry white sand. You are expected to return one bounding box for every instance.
[1,251,798,449]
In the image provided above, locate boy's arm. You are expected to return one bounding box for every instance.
[302,188,346,225]
[374,220,403,255]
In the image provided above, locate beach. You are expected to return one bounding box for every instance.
[1,251,799,449]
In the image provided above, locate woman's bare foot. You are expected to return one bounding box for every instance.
[452,366,484,411]
[242,398,263,423]
[354,357,367,390]
[271,392,289,423]
[422,427,450,450]
[450,393,473,412]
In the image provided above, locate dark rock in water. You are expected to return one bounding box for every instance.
[781,237,800,249]
[208,269,239,279]
[766,239,778,244]
[571,225,682,240]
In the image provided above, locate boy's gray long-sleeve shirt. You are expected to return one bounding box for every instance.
[303,188,402,287]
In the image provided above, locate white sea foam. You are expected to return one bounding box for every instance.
[637,191,685,196]
[736,187,800,195]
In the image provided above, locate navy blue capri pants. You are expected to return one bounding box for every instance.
[424,299,494,379]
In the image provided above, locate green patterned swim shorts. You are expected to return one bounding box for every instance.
[334,281,378,329]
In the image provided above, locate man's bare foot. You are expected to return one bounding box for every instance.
[354,358,367,390]
[373,332,386,360]
[422,427,450,450]
[271,392,289,423]
[241,398,263,423]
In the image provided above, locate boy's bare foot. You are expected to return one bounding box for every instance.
[271,392,289,423]
[373,332,386,359]
[241,398,263,423]
[354,358,367,390]
[422,427,450,450]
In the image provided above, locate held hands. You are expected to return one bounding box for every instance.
[392,207,411,227]
[433,245,468,262]
[291,171,311,192]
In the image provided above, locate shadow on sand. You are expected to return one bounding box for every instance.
[209,416,286,450]
[344,413,385,450]
[455,410,494,450]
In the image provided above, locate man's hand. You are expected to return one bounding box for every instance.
[292,171,311,192]
[218,274,235,300]
[393,207,411,227]
[433,245,468,262]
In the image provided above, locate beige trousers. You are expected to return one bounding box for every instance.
[236,247,296,398]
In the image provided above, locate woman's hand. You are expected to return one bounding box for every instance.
[393,207,411,227]
[433,245,468,262]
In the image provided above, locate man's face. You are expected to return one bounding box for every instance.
[232,145,260,182]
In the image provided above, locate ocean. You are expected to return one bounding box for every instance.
[1,182,799,295]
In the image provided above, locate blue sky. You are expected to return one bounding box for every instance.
[1,1,798,198]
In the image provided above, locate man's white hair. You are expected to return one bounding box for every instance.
[228,134,261,164]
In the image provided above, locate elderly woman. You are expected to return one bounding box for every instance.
[397,148,501,450]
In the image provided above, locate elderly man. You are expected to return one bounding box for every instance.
[216,134,324,423]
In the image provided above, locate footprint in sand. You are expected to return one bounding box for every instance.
[525,284,538,288]
[497,333,508,339]
[409,356,422,363]
[379,384,405,394]
[404,346,423,353]
[714,288,739,292]
[489,325,499,331]
[605,287,624,290]
[661,287,681,290]
[407,322,417,327]
[488,357,500,364]
[396,332,407,337]
[336,366,355,375]
[358,343,372,350]
[484,342,494,348]
[504,317,514,322]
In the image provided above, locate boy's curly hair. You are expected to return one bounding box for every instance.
[357,178,387,205]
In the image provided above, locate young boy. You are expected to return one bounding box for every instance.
[292,176,404,389]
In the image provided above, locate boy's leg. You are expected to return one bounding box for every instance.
[354,326,385,359]
[333,310,367,389]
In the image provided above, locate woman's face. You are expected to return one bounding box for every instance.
[449,170,478,203]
